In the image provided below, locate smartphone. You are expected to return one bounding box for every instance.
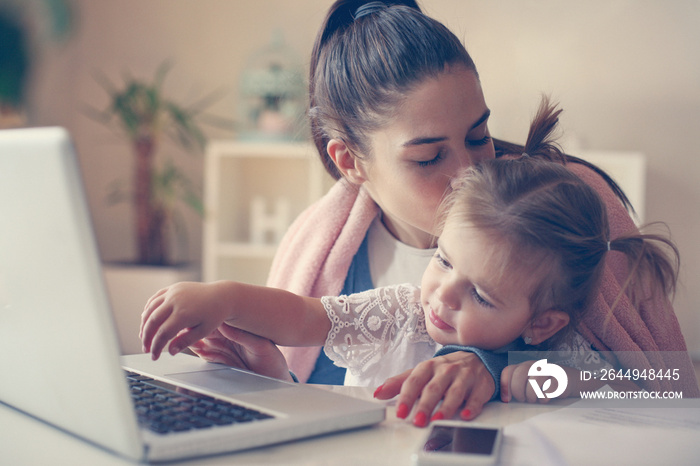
[412,421,503,465]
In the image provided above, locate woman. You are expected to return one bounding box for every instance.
[191,0,698,425]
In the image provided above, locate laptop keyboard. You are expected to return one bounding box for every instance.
[125,371,275,435]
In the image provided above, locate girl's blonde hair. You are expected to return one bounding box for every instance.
[439,99,679,347]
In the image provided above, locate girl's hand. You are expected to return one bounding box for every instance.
[190,325,293,382]
[140,281,232,360]
[500,361,552,404]
[373,352,495,427]
[501,362,640,403]
[501,361,582,403]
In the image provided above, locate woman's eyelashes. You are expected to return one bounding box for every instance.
[467,135,491,147]
[417,151,444,167]
[415,132,490,167]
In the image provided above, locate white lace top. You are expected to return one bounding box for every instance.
[321,283,611,387]
[322,284,438,387]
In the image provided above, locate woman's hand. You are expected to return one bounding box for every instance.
[189,325,293,382]
[373,352,495,427]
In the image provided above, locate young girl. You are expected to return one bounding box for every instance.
[140,104,682,425]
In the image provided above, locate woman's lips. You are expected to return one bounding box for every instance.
[429,307,454,331]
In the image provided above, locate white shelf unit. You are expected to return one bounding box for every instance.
[203,141,334,285]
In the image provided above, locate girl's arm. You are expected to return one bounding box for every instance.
[140,281,330,360]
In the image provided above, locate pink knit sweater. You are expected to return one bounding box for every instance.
[268,167,699,396]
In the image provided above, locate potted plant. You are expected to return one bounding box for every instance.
[93,62,212,266]
[92,62,221,353]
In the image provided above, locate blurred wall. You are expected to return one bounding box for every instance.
[27,0,700,353]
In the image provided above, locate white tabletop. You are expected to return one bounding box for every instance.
[1,384,570,465]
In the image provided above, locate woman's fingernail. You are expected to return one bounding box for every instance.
[396,403,409,419]
[430,412,444,422]
[460,408,471,419]
[413,411,428,428]
[373,384,384,398]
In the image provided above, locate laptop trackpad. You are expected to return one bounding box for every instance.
[168,368,291,396]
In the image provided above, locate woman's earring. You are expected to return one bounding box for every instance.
[523,336,533,345]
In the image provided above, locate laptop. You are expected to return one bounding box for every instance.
[0,127,385,463]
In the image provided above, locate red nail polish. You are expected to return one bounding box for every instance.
[414,411,428,428]
[373,384,384,398]
[461,408,471,419]
[430,412,444,422]
[396,403,409,419]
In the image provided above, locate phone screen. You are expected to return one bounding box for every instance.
[422,425,498,455]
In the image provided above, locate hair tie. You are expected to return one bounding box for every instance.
[354,1,386,20]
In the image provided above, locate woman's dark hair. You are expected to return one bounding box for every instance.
[439,100,680,348]
[309,0,478,179]
[310,1,635,220]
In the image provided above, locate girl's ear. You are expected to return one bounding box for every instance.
[524,310,570,346]
[327,138,368,185]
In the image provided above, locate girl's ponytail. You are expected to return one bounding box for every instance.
[517,97,678,314]
[496,97,636,214]
[522,96,566,164]
[608,228,680,309]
